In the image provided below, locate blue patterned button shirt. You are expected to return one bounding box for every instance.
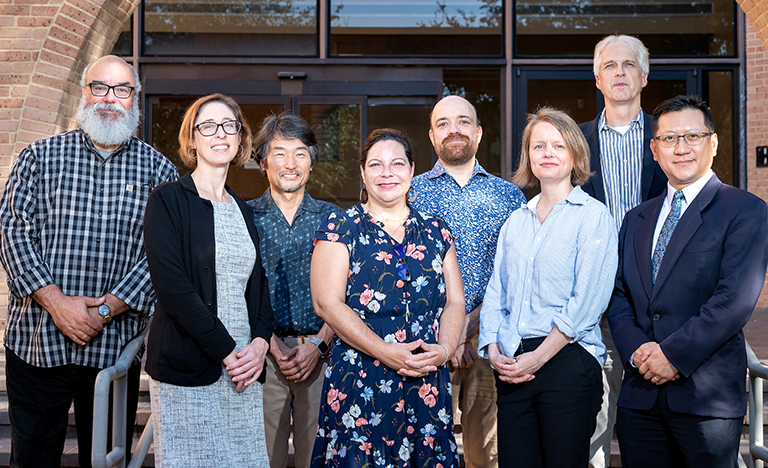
[411,161,526,313]
[249,189,339,336]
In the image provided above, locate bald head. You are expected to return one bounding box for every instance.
[428,95,483,167]
[430,95,479,129]
[80,55,140,94]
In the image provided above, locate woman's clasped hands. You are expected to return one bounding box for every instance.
[488,342,541,384]
[222,337,270,392]
[381,339,450,378]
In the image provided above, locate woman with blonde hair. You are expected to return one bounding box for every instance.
[144,93,272,467]
[479,107,618,468]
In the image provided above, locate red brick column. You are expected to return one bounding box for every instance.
[745,16,768,307]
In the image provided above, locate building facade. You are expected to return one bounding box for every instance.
[1,0,768,324]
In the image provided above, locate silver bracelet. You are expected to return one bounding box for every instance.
[437,344,450,367]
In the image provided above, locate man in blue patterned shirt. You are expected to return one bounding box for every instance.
[412,95,525,468]
[0,56,178,468]
[248,113,338,468]
[579,35,667,468]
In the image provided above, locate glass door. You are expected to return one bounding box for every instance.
[510,68,742,191]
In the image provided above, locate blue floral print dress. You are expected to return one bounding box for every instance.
[310,203,460,468]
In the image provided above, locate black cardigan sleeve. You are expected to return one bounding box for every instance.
[144,182,236,363]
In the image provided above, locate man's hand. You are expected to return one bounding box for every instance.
[278,343,322,382]
[451,303,481,368]
[451,341,478,368]
[634,341,680,385]
[32,285,105,346]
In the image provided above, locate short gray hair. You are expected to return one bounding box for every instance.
[80,59,142,95]
[593,35,649,77]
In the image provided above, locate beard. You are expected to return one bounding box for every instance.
[75,98,141,148]
[436,132,477,166]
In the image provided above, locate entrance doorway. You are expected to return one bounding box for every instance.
[147,93,437,207]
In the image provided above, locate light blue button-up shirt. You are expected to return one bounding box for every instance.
[478,186,618,366]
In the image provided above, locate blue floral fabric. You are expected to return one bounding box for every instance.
[310,203,460,468]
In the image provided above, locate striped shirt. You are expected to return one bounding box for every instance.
[0,129,178,368]
[597,109,645,229]
[478,186,618,366]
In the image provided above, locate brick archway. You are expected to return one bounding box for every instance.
[740,0,768,51]
[1,0,140,162]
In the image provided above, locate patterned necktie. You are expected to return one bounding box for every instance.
[652,190,685,286]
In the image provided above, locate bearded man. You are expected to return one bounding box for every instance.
[411,95,525,468]
[0,55,178,468]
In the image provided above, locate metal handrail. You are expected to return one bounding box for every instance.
[747,341,768,468]
[92,318,152,468]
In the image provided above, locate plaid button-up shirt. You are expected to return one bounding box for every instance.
[0,129,178,368]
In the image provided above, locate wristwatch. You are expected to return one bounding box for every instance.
[97,303,112,324]
[310,337,329,357]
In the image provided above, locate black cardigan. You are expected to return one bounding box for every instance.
[144,172,273,386]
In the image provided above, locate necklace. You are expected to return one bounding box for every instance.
[365,206,409,227]
[364,206,409,241]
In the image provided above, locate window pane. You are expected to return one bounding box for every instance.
[528,80,597,124]
[143,0,317,56]
[331,0,502,56]
[368,98,434,177]
[110,15,133,56]
[516,0,735,56]
[300,104,362,208]
[703,70,734,186]
[442,70,502,176]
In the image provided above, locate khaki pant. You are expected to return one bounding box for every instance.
[262,337,327,468]
[452,336,498,468]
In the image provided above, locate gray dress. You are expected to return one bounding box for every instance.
[150,198,269,468]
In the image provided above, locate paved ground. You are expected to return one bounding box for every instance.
[744,307,768,361]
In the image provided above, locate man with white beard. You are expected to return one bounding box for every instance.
[0,55,178,468]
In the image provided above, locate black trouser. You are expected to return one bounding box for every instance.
[495,338,603,468]
[616,388,742,468]
[5,348,140,468]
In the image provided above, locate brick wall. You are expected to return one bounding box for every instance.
[746,17,768,307]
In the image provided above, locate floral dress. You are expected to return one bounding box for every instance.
[310,203,460,468]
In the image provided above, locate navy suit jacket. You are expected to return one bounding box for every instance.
[608,175,768,418]
[579,111,667,205]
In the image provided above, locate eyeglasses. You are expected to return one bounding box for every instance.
[392,244,411,282]
[195,120,242,137]
[652,132,713,148]
[87,83,135,99]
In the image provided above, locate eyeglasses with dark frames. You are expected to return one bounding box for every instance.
[652,132,713,148]
[195,120,243,137]
[392,244,411,282]
[87,83,135,99]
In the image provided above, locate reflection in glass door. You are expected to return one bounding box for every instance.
[367,97,436,177]
[298,100,362,207]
